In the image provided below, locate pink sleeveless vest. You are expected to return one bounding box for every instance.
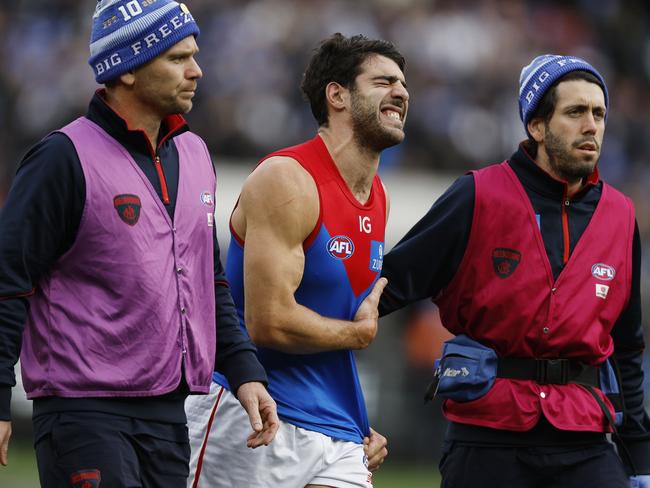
[22,117,217,398]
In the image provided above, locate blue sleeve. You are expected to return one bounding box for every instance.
[379,174,474,316]
[612,223,650,475]
[0,133,84,420]
[212,228,268,395]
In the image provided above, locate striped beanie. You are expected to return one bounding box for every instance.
[89,0,200,84]
[518,54,608,136]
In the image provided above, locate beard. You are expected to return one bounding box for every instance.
[544,125,600,182]
[350,90,404,153]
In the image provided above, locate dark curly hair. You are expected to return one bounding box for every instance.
[300,33,405,127]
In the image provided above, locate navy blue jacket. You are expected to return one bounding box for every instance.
[380,143,650,473]
[0,91,267,422]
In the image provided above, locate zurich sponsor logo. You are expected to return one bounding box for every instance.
[327,235,355,260]
[591,263,615,281]
[200,191,214,206]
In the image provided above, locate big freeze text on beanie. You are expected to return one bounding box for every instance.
[89,0,199,84]
[518,54,608,136]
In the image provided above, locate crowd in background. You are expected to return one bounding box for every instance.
[1,0,650,462]
[2,1,650,192]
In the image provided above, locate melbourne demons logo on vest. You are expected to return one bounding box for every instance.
[492,247,521,278]
[327,235,355,260]
[113,194,141,226]
[70,469,101,488]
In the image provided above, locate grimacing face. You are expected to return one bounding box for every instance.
[540,79,606,183]
[132,35,203,117]
[349,54,409,153]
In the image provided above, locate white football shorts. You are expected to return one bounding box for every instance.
[185,383,374,488]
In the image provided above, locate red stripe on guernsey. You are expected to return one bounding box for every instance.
[192,386,225,488]
[0,289,36,300]
[229,218,244,247]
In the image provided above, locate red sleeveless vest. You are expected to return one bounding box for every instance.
[435,162,634,432]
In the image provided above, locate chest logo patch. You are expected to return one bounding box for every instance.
[327,235,355,260]
[113,194,141,226]
[492,248,521,278]
[369,240,384,272]
[592,263,615,281]
[70,469,101,488]
[595,283,609,299]
[200,191,214,206]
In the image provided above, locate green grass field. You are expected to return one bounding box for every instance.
[1,442,439,487]
[373,463,439,487]
[1,441,39,488]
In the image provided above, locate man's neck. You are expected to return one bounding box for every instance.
[318,126,380,205]
[104,89,162,151]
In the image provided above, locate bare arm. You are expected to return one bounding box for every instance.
[233,156,385,354]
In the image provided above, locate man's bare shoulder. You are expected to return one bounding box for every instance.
[240,155,319,238]
[242,155,318,210]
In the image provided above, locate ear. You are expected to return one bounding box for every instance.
[325,81,348,113]
[527,117,545,143]
[118,70,137,87]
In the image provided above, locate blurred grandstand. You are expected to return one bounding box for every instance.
[1,0,649,468]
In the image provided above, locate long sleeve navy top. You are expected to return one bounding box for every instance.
[0,91,267,422]
[380,143,650,473]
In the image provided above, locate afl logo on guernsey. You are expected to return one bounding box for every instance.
[200,191,214,206]
[327,235,355,260]
[592,263,615,281]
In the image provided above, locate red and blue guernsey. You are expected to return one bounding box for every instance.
[212,135,387,443]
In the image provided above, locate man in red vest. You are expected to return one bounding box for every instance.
[380,55,650,487]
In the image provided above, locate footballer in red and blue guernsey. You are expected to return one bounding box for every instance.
[185,33,408,487]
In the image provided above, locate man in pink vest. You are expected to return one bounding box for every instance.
[0,1,278,486]
[380,55,650,487]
